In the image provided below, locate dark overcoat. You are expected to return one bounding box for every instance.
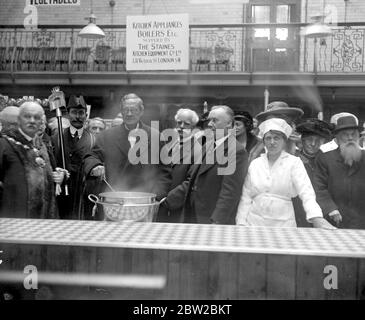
[167,137,248,224]
[157,135,195,222]
[83,122,171,201]
[52,127,95,219]
[313,148,365,229]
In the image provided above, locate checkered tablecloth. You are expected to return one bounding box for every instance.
[1,218,365,258]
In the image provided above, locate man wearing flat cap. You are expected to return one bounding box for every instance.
[313,112,365,229]
[52,95,95,219]
[293,118,333,227]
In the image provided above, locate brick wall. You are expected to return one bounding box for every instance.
[0,0,245,25]
[2,0,364,26]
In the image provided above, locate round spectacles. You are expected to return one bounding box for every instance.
[122,108,140,115]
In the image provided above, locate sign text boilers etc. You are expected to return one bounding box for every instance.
[126,14,189,71]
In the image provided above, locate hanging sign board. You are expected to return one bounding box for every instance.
[189,0,249,3]
[126,14,189,71]
[29,0,81,5]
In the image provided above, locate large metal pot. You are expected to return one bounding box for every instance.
[96,191,156,205]
[88,191,163,222]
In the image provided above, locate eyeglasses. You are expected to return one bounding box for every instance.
[121,107,140,115]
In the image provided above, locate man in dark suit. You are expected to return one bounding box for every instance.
[83,93,171,215]
[52,95,95,219]
[313,112,365,229]
[166,105,249,225]
[157,108,200,223]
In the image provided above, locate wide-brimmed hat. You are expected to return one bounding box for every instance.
[256,101,304,123]
[234,111,253,132]
[296,118,334,140]
[67,95,86,110]
[330,112,361,133]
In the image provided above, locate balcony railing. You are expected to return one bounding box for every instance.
[0,23,365,73]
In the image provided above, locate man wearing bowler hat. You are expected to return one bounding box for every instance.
[52,95,95,219]
[313,112,365,229]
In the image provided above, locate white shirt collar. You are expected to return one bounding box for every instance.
[18,128,35,143]
[124,122,140,131]
[70,126,84,137]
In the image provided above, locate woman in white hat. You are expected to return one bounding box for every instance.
[235,118,335,229]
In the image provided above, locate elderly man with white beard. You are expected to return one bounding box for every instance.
[313,112,365,229]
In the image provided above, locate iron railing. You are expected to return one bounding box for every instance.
[0,23,364,73]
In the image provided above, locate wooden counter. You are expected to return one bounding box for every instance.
[1,218,365,299]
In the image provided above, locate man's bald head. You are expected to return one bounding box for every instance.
[19,101,45,116]
[0,106,19,132]
[18,101,45,137]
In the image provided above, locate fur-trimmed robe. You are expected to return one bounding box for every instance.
[0,129,57,219]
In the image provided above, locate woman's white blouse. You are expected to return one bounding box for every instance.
[235,151,323,227]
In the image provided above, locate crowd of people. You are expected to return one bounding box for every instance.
[1,92,365,230]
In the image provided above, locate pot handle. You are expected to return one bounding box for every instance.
[88,194,100,204]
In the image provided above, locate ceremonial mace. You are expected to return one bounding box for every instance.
[48,87,69,196]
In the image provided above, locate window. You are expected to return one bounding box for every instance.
[247,0,300,71]
[252,5,270,39]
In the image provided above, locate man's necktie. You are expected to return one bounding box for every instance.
[73,130,79,142]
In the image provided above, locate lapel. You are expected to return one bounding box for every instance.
[14,129,33,147]
[116,122,151,162]
[62,127,73,152]
[171,139,182,166]
[333,148,364,177]
[196,137,230,177]
[171,135,195,166]
[64,127,72,139]
[115,125,132,157]
[348,152,365,177]
[76,129,90,147]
